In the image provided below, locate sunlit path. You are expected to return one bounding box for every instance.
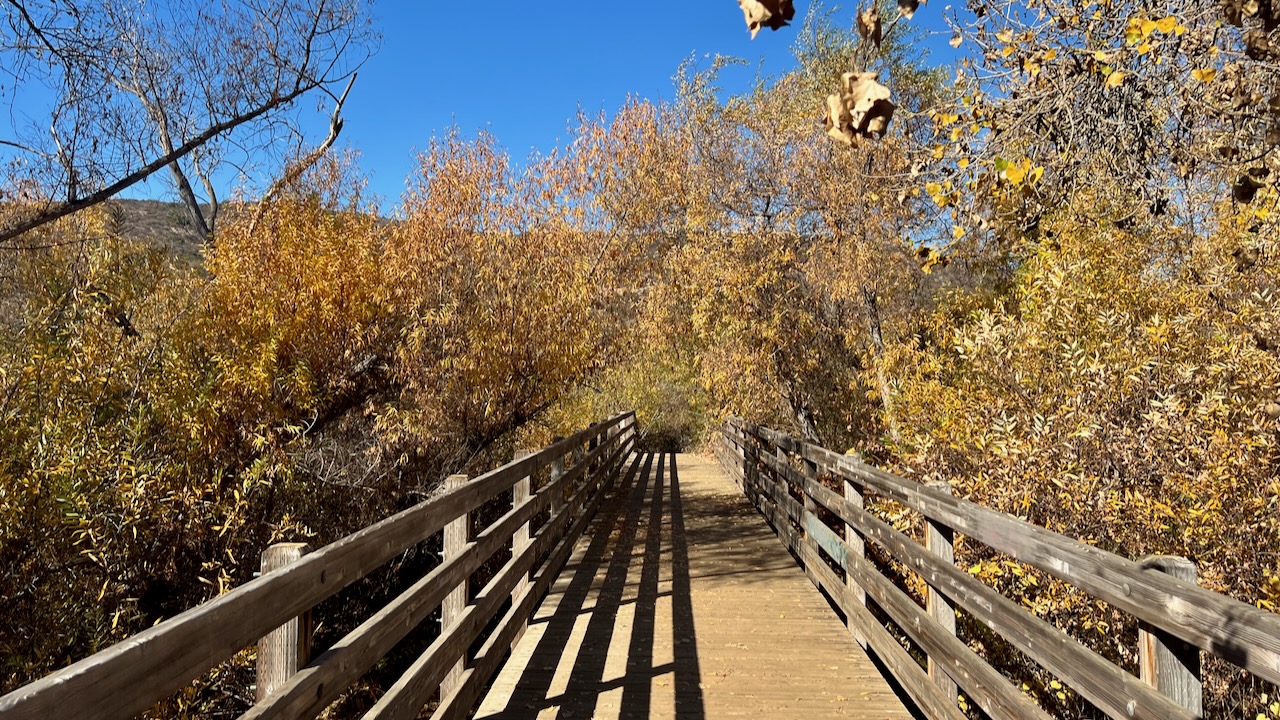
[475,453,911,720]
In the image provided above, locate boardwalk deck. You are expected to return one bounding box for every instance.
[475,452,912,720]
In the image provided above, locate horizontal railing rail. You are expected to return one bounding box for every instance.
[718,417,1280,720]
[0,411,637,720]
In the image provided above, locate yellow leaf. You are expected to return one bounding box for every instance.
[1004,163,1027,184]
[952,226,967,239]
[1156,16,1177,33]
[1106,71,1126,88]
[997,28,1014,43]
[1191,68,1217,82]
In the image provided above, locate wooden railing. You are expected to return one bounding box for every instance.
[718,418,1280,720]
[0,411,637,720]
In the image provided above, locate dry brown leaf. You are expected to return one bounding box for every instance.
[825,72,896,145]
[823,93,855,145]
[898,0,920,20]
[857,6,882,49]
[738,0,796,39]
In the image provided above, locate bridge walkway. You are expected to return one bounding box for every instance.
[475,452,912,719]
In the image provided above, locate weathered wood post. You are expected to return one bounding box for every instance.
[442,473,469,697]
[795,445,819,587]
[588,433,599,488]
[1139,556,1202,714]
[743,427,760,506]
[925,480,958,705]
[512,451,533,648]
[256,542,313,701]
[844,472,868,648]
[550,436,566,518]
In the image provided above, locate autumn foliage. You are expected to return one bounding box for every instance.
[2,0,1279,717]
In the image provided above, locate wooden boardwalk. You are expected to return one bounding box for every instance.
[475,452,911,719]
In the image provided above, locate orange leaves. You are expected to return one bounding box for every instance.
[738,0,795,38]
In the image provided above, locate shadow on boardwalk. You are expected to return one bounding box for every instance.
[480,453,712,719]
[476,453,912,720]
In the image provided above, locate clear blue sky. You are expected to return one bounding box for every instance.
[323,0,958,206]
[89,2,956,208]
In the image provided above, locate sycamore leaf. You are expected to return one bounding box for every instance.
[738,0,796,39]
[823,93,855,145]
[1106,71,1126,88]
[843,71,896,137]
[898,0,920,20]
[857,6,882,49]
[1191,68,1217,82]
[824,72,896,145]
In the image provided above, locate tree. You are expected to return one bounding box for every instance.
[0,0,375,246]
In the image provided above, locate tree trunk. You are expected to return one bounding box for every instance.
[861,285,902,445]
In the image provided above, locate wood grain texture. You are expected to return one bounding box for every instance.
[364,434,636,720]
[924,481,959,707]
[1138,556,1202,715]
[475,454,912,720]
[734,420,1280,691]
[242,467,558,720]
[255,543,312,703]
[442,473,470,698]
[0,413,632,720]
[434,443,637,720]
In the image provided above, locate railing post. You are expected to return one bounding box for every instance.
[512,451,533,648]
[1139,556,1202,715]
[794,447,819,586]
[743,431,760,505]
[550,436,566,518]
[925,481,958,705]
[256,542,313,702]
[442,473,469,698]
[843,475,868,648]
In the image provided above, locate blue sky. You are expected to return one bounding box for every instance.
[314,0,959,205]
[61,2,959,208]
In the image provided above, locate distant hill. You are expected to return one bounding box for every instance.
[106,199,207,266]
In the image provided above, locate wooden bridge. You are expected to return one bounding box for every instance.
[3,412,1280,719]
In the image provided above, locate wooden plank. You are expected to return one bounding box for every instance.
[0,412,632,720]
[925,481,959,707]
[796,539,966,720]
[363,435,634,720]
[431,443,637,720]
[745,424,1280,689]
[512,450,534,650]
[804,515,1050,720]
[1139,556,1202,715]
[255,544,313,702]
[478,453,912,720]
[801,477,1197,720]
[442,474,469,697]
[242,456,572,720]
[845,473,868,647]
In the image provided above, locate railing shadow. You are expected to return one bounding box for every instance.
[480,452,707,719]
